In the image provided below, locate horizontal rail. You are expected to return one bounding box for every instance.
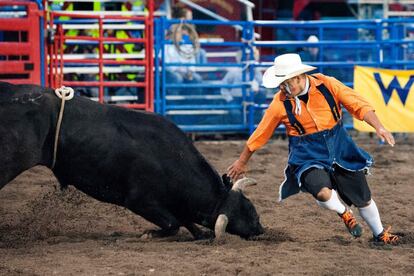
[55,53,145,60]
[59,24,145,30]
[166,104,243,110]
[166,110,230,115]
[62,81,146,87]
[0,43,32,55]
[90,95,139,102]
[177,124,248,132]
[55,66,145,74]
[166,95,227,100]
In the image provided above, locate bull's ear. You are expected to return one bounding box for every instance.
[222,174,233,192]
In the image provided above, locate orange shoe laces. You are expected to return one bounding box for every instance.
[341,211,357,229]
[380,226,399,244]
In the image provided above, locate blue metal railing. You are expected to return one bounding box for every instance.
[155,17,259,133]
[154,17,414,134]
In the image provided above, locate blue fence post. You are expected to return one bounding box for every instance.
[389,21,400,69]
[160,16,167,116]
[319,26,324,74]
[242,21,256,134]
[375,20,383,68]
[397,22,405,66]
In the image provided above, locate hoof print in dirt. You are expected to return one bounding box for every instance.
[328,235,353,246]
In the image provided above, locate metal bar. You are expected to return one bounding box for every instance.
[0,43,32,55]
[60,35,146,43]
[166,104,243,110]
[57,53,145,59]
[166,110,230,115]
[0,61,26,73]
[166,84,249,89]
[0,18,31,30]
[60,24,145,30]
[117,103,149,109]
[154,17,161,113]
[160,16,167,115]
[52,10,149,17]
[62,81,146,87]
[57,66,145,74]
[177,125,248,132]
[58,24,64,87]
[147,0,154,111]
[177,0,260,38]
[52,60,146,65]
[48,0,144,2]
[98,16,104,103]
[237,0,255,9]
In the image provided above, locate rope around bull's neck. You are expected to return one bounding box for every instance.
[51,86,74,170]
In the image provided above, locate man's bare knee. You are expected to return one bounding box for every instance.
[316,187,332,202]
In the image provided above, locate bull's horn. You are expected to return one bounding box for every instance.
[214,214,229,239]
[231,177,257,191]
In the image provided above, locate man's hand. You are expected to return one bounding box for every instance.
[376,126,395,147]
[227,159,247,181]
[227,145,254,181]
[363,110,395,147]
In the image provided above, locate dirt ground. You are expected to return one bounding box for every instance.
[1,134,413,275]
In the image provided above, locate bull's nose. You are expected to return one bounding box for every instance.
[245,224,264,239]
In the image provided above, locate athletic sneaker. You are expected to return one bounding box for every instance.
[374,226,399,245]
[339,209,363,238]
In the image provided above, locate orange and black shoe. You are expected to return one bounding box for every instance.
[339,209,363,238]
[373,226,400,245]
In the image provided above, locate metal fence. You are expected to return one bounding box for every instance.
[154,17,414,134]
[2,3,414,134]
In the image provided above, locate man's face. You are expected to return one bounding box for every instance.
[280,76,304,97]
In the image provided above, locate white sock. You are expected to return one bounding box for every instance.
[316,189,346,214]
[358,199,384,237]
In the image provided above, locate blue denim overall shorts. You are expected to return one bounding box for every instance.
[278,121,373,202]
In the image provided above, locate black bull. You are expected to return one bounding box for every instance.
[0,82,263,239]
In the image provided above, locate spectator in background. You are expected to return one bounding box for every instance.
[220,48,267,123]
[221,48,266,104]
[168,6,206,63]
[164,24,203,93]
[299,35,320,62]
[164,5,205,94]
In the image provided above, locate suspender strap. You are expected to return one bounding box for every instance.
[317,83,341,121]
[283,75,340,135]
[283,100,306,135]
[312,75,341,122]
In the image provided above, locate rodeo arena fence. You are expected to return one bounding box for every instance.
[1,0,414,134]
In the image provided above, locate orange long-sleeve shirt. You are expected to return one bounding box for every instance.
[246,73,374,152]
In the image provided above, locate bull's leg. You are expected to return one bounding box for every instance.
[129,203,181,238]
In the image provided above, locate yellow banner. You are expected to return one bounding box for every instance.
[353,66,414,132]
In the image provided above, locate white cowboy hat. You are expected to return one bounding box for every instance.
[262,53,316,89]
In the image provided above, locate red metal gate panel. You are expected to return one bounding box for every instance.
[47,1,154,111]
[0,1,42,85]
